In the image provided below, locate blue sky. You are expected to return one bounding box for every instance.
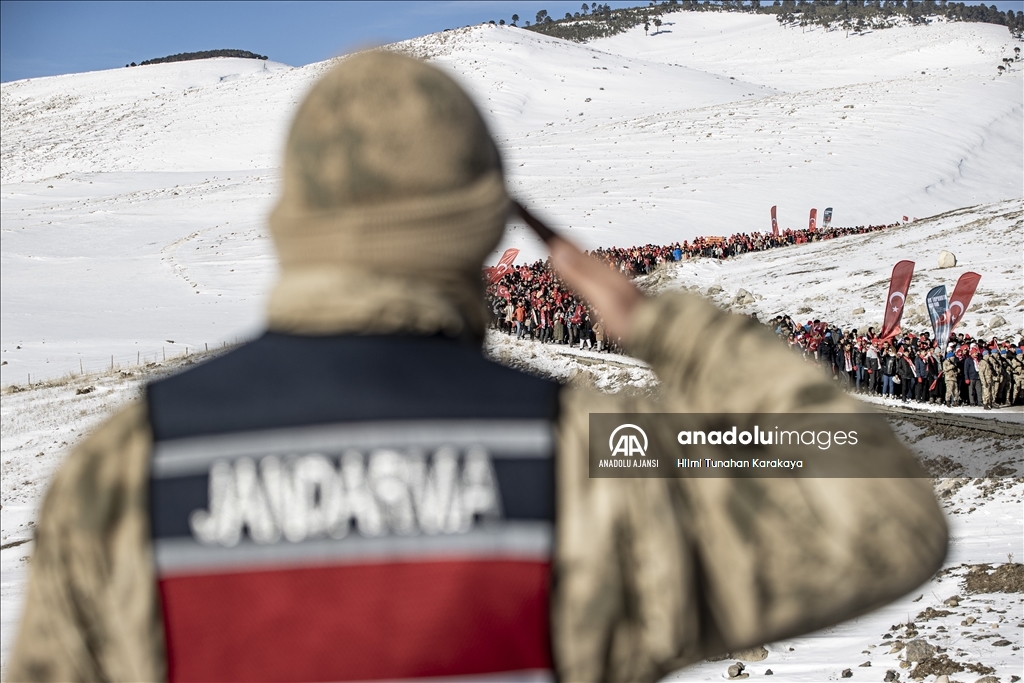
[2,0,1021,82]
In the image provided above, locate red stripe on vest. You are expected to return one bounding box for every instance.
[160,559,551,682]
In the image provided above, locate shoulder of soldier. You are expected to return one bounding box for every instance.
[42,400,152,537]
[10,400,161,683]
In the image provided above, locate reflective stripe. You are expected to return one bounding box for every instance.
[152,419,553,478]
[154,521,553,576]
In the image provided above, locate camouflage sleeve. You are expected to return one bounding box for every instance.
[551,292,948,683]
[5,402,165,683]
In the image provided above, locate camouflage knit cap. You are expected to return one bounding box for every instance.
[269,50,508,275]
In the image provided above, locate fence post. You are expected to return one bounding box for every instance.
[110,355,114,370]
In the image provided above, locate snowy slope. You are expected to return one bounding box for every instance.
[2,18,1021,385]
[1,58,297,181]
[653,198,1023,340]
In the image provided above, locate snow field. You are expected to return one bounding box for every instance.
[3,16,1022,385]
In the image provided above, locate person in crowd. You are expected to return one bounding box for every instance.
[896,348,916,402]
[913,349,928,402]
[881,348,898,398]
[864,341,880,394]
[925,348,942,404]
[1011,349,1024,405]
[553,306,565,344]
[979,349,997,410]
[964,349,983,406]
[942,352,961,407]
[996,348,1011,406]
[514,300,526,339]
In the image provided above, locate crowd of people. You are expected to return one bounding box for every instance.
[485,221,1024,408]
[486,220,901,350]
[770,316,1024,409]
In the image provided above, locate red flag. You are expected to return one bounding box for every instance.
[770,205,779,236]
[947,272,981,333]
[496,285,511,299]
[902,215,909,222]
[488,248,520,283]
[809,208,817,231]
[879,260,915,340]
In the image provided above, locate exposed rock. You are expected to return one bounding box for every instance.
[975,677,1000,683]
[964,563,1024,593]
[916,607,951,621]
[727,661,748,679]
[943,595,961,607]
[842,669,853,678]
[884,669,899,682]
[988,315,1007,329]
[706,284,723,295]
[938,250,957,268]
[860,661,872,667]
[906,654,964,679]
[852,307,866,315]
[731,646,769,662]
[764,670,773,676]
[731,288,756,306]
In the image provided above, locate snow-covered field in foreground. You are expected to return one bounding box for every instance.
[2,339,1022,681]
[2,9,1022,681]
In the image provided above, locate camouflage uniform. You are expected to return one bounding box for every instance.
[997,353,1012,405]
[942,356,961,406]
[8,52,948,683]
[1011,353,1024,405]
[979,354,996,409]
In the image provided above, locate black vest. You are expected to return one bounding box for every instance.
[148,333,560,682]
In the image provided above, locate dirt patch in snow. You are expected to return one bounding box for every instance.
[963,563,1024,594]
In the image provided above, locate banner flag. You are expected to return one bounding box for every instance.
[926,285,951,345]
[488,248,520,283]
[496,285,511,300]
[947,272,981,333]
[770,205,779,236]
[902,215,909,222]
[809,208,817,231]
[823,207,833,228]
[879,260,915,340]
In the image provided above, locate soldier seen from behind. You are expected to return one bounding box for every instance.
[8,51,948,683]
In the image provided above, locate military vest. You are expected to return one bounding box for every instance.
[147,333,560,682]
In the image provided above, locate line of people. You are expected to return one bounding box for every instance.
[486,221,900,347]
[484,223,1023,409]
[772,315,1024,409]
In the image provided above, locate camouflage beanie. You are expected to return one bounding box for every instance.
[267,50,509,340]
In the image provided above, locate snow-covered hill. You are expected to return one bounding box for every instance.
[655,198,1023,339]
[2,17,1020,386]
[2,18,1021,386]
